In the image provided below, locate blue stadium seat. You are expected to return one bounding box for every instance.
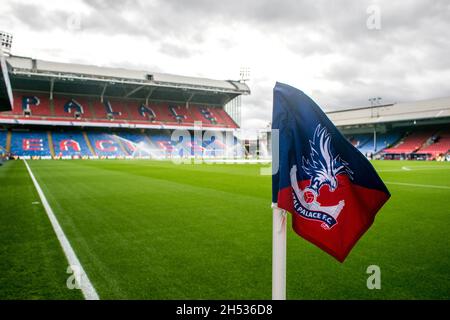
[10,130,51,157]
[87,132,127,157]
[150,134,177,156]
[358,132,402,154]
[0,130,7,151]
[52,131,92,157]
[116,132,154,157]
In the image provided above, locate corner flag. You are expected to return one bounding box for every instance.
[272,82,390,263]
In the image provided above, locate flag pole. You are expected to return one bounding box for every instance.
[272,202,286,300]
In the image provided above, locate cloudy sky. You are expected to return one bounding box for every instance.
[1,0,449,128]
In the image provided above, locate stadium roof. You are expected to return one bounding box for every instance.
[326,97,450,127]
[5,55,250,105]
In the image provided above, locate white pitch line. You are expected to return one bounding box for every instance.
[203,159,272,164]
[23,160,99,300]
[401,165,450,170]
[384,181,450,190]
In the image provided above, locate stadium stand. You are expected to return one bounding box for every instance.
[189,105,216,124]
[9,130,51,157]
[347,134,372,149]
[115,131,156,157]
[383,129,435,154]
[188,105,237,127]
[52,131,92,157]
[4,127,243,159]
[214,108,239,128]
[141,104,164,124]
[151,133,176,152]
[0,52,248,160]
[53,96,93,119]
[117,131,148,144]
[92,99,130,120]
[416,128,450,157]
[357,132,402,155]
[4,92,240,129]
[202,133,229,157]
[87,132,128,158]
[12,93,51,117]
[168,104,191,124]
[126,103,157,122]
[149,131,198,157]
[0,129,7,150]
[144,130,234,157]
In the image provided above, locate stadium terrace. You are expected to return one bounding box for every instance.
[0,54,256,160]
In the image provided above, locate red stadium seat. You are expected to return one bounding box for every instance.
[188,105,207,123]
[12,93,51,116]
[418,129,450,156]
[5,93,238,129]
[53,95,93,119]
[151,103,179,124]
[384,129,435,154]
[167,104,191,124]
[127,101,159,122]
[91,99,130,120]
[214,107,238,128]
[108,99,130,120]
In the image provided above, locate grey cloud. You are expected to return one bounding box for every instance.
[8,2,72,31]
[77,0,322,39]
[159,42,197,59]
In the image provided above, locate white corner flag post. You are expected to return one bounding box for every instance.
[272,203,287,300]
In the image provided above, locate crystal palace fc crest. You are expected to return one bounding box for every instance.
[290,125,353,229]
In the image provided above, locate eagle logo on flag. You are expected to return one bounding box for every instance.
[290,125,353,229]
[273,82,390,261]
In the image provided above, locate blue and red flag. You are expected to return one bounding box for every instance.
[272,82,390,262]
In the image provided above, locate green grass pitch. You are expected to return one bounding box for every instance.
[0,159,449,299]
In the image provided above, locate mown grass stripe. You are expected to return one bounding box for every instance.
[23,159,99,300]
